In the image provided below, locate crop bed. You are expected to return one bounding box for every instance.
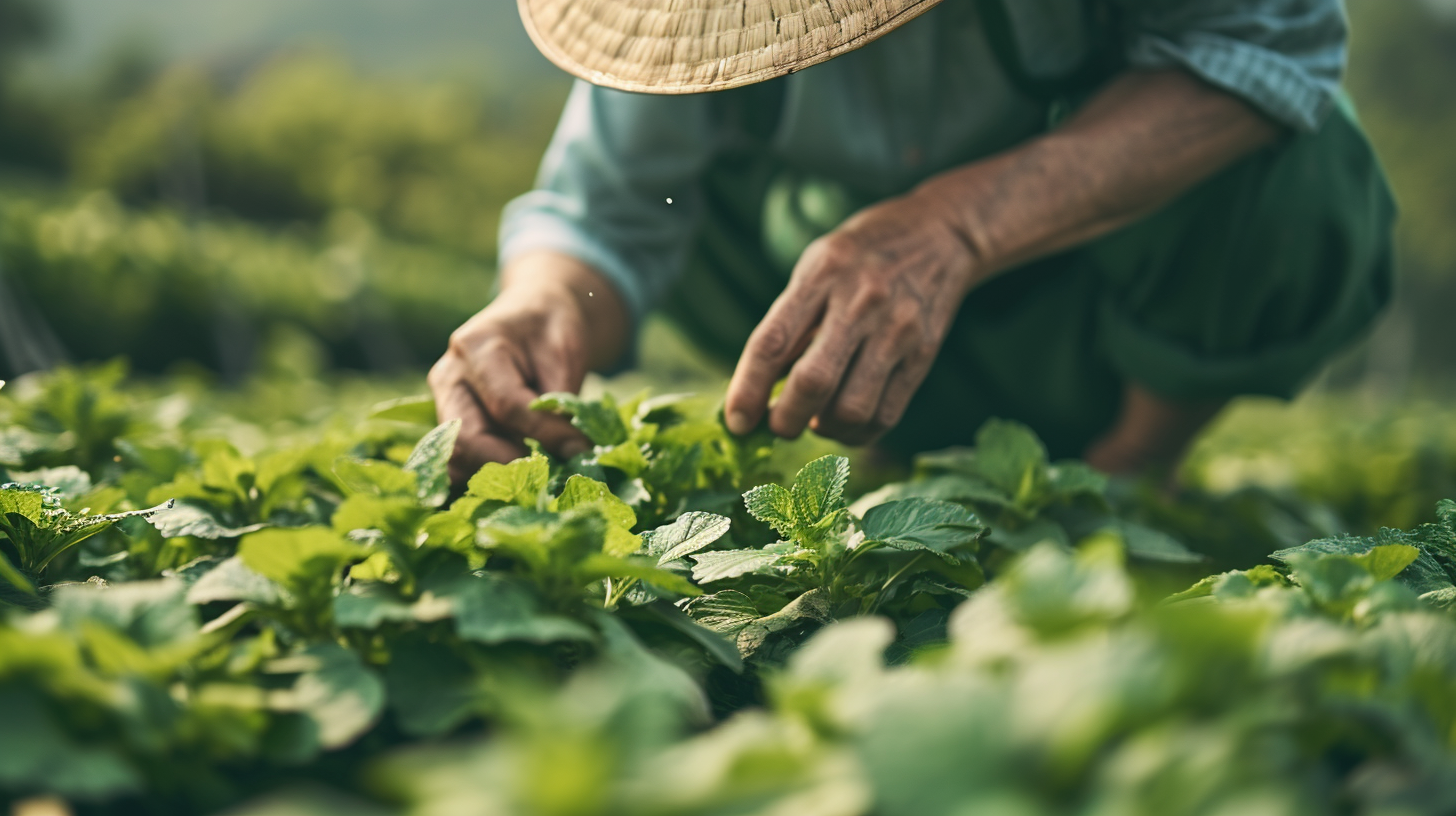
[2,365,1456,816]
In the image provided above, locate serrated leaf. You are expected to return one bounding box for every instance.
[404,419,461,507]
[744,482,796,537]
[532,392,629,446]
[860,499,983,560]
[465,454,548,507]
[0,485,48,523]
[691,548,788,583]
[149,500,269,540]
[685,589,760,634]
[643,511,732,564]
[791,455,850,526]
[735,588,833,657]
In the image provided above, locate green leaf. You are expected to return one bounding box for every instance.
[404,419,461,507]
[52,579,199,648]
[186,556,284,606]
[642,511,732,565]
[975,419,1049,506]
[744,482,796,538]
[860,499,984,560]
[238,527,363,596]
[465,453,549,507]
[369,395,438,424]
[986,517,1070,553]
[532,392,629,446]
[0,686,141,799]
[1046,461,1108,501]
[452,574,595,644]
[597,442,650,477]
[685,589,761,634]
[9,466,93,502]
[0,549,36,597]
[580,554,703,597]
[638,600,744,672]
[333,457,418,498]
[0,484,48,523]
[1274,534,1446,594]
[552,474,640,555]
[735,588,834,657]
[1352,544,1421,582]
[149,500,269,539]
[791,455,850,527]
[272,643,385,749]
[1111,521,1205,564]
[385,637,480,737]
[333,584,417,628]
[691,548,788,583]
[1167,564,1287,603]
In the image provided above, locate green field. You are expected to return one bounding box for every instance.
[4,2,1456,814]
[4,365,1456,814]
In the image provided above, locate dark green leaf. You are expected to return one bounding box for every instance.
[860,499,983,560]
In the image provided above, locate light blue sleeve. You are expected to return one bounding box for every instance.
[497,80,718,328]
[1124,0,1347,132]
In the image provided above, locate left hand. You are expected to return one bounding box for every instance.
[723,189,981,446]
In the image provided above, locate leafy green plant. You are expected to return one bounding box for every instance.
[855,419,1202,569]
[686,454,985,661]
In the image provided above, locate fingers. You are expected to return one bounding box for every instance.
[768,313,863,439]
[431,370,528,483]
[452,338,590,460]
[724,287,823,435]
[810,351,899,447]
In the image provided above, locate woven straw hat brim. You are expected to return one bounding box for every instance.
[518,0,946,95]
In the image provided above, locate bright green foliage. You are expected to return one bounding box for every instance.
[856,419,1202,567]
[5,367,1456,815]
[530,390,776,529]
[382,538,1456,816]
[0,482,171,600]
[689,455,985,660]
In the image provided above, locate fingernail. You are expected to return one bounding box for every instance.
[726,410,751,435]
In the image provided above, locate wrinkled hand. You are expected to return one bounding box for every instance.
[724,190,980,446]
[429,252,629,483]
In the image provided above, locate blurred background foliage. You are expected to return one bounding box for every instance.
[0,0,1452,387]
[0,0,1454,532]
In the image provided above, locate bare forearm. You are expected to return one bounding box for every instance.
[499,250,630,372]
[915,69,1282,281]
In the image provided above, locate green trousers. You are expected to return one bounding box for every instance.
[662,105,1396,460]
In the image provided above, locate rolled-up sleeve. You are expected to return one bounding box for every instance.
[1124,0,1347,132]
[498,80,718,326]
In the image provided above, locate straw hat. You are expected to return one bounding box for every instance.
[518,0,946,94]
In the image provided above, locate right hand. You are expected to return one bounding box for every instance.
[428,251,629,483]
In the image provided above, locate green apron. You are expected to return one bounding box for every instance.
[661,3,1396,461]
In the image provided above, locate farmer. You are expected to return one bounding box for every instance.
[431,0,1394,481]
